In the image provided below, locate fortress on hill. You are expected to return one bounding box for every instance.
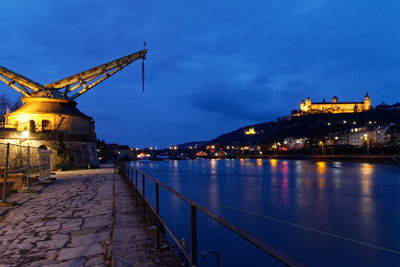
[299,93,371,114]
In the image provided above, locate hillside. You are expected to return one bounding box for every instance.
[208,109,400,146]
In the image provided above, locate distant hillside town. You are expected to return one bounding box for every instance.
[205,93,400,157]
[95,93,400,162]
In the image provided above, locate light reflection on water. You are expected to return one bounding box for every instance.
[132,159,400,266]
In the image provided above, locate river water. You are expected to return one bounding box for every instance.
[130,159,400,266]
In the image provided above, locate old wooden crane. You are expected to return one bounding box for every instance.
[0,49,147,168]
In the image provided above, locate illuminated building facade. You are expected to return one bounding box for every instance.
[300,93,371,114]
[244,127,256,135]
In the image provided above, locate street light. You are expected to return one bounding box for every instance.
[22,130,29,139]
[362,133,370,155]
[319,141,325,156]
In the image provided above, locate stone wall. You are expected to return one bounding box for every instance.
[0,130,99,170]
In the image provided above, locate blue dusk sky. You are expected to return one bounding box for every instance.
[0,0,399,148]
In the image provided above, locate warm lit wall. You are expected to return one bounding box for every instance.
[6,113,94,135]
[300,97,371,114]
[5,97,94,136]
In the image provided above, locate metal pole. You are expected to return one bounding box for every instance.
[155,183,160,248]
[26,146,30,189]
[190,205,197,266]
[135,170,138,206]
[142,174,146,220]
[2,143,10,202]
[216,251,220,267]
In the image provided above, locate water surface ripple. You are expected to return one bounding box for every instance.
[131,159,400,267]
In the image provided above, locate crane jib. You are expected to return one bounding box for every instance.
[0,49,148,99]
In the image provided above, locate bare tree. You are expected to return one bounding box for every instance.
[0,94,22,122]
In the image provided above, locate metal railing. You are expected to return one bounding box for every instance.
[0,142,52,204]
[117,161,304,267]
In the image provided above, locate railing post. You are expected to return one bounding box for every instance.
[155,183,160,248]
[190,205,197,266]
[142,174,146,220]
[26,146,31,190]
[2,143,10,203]
[135,170,138,206]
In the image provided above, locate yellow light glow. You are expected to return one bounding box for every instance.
[244,127,256,135]
[316,161,326,168]
[316,161,327,175]
[22,130,29,139]
[270,159,278,167]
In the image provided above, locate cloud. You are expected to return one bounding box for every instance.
[0,0,399,147]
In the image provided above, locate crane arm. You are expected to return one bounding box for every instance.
[0,65,45,96]
[44,49,147,99]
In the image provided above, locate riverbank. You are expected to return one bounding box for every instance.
[196,154,400,164]
[266,154,400,164]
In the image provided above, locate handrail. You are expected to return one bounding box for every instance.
[117,162,305,267]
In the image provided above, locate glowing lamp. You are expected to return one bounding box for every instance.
[22,130,29,139]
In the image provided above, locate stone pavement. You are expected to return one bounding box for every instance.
[0,167,181,267]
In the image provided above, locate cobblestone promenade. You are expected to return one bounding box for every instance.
[0,167,179,267]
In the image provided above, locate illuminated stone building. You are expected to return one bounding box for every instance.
[300,93,371,114]
[0,49,147,169]
[1,93,97,169]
